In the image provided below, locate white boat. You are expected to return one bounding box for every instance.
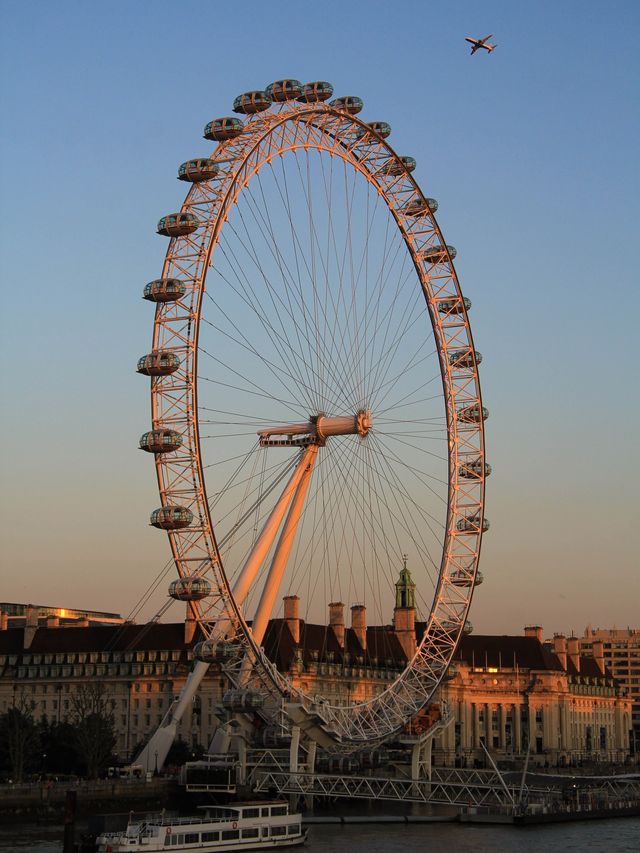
[95,800,307,851]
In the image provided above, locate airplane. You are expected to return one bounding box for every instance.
[465,35,497,55]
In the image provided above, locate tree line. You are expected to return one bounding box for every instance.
[0,683,116,781]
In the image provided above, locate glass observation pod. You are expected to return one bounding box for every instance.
[168,576,211,601]
[379,155,417,176]
[178,159,220,183]
[193,639,240,663]
[222,690,265,712]
[265,79,303,101]
[449,349,482,369]
[458,458,492,479]
[457,404,489,424]
[354,121,392,140]
[456,515,490,533]
[422,244,457,263]
[437,296,472,315]
[296,81,334,102]
[233,90,272,114]
[139,429,183,454]
[136,351,181,377]
[143,278,187,303]
[150,505,193,530]
[450,570,484,587]
[437,619,473,635]
[203,116,244,141]
[329,95,364,114]
[156,212,199,238]
[403,197,438,216]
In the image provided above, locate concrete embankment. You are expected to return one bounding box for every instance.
[0,779,176,817]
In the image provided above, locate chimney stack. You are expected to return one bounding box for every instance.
[567,636,580,672]
[350,605,366,652]
[553,634,567,669]
[329,602,345,649]
[524,625,544,643]
[283,595,300,645]
[592,639,605,675]
[0,611,7,631]
[24,605,38,649]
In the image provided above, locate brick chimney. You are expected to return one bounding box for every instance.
[24,605,38,649]
[329,602,345,649]
[524,625,543,643]
[283,595,300,645]
[592,639,605,675]
[567,636,580,672]
[553,634,567,669]
[351,605,366,652]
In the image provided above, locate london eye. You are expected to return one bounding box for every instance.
[136,79,488,769]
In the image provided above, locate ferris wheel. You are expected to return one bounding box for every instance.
[136,79,488,765]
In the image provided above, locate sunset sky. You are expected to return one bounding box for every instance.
[1,0,638,635]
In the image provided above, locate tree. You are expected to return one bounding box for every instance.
[69,683,116,779]
[0,698,40,782]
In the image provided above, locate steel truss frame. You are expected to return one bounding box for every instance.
[146,96,486,748]
[253,767,544,811]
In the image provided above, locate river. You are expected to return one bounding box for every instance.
[1,817,638,853]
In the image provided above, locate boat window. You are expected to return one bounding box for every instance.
[221,830,239,840]
[288,824,300,835]
[201,831,219,842]
[242,828,259,839]
[184,834,198,844]
[272,806,287,816]
[272,826,287,836]
[243,807,260,818]
[261,807,270,816]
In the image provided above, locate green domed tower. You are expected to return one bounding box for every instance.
[393,555,416,658]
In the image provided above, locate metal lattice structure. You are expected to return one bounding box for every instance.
[138,79,487,759]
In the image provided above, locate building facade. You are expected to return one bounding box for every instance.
[0,591,633,767]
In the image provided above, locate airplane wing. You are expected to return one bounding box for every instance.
[480,34,493,42]
[470,44,479,54]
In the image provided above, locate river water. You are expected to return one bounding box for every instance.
[1,818,638,853]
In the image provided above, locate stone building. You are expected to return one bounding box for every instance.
[0,583,633,766]
[559,626,640,748]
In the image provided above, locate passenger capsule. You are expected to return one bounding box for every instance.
[233,90,272,114]
[136,351,181,377]
[157,212,199,238]
[403,197,438,216]
[150,505,193,530]
[437,296,471,315]
[463,621,474,635]
[297,81,334,102]
[458,458,492,479]
[139,429,183,454]
[265,79,303,102]
[456,404,489,424]
[422,244,457,264]
[178,159,219,183]
[168,576,211,601]
[355,121,392,140]
[194,639,240,663]
[329,96,364,115]
[456,514,490,533]
[450,570,484,588]
[379,155,417,176]
[203,117,244,141]
[449,349,482,369]
[222,689,265,711]
[143,278,187,303]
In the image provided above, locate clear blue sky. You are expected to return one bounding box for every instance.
[1,0,638,635]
